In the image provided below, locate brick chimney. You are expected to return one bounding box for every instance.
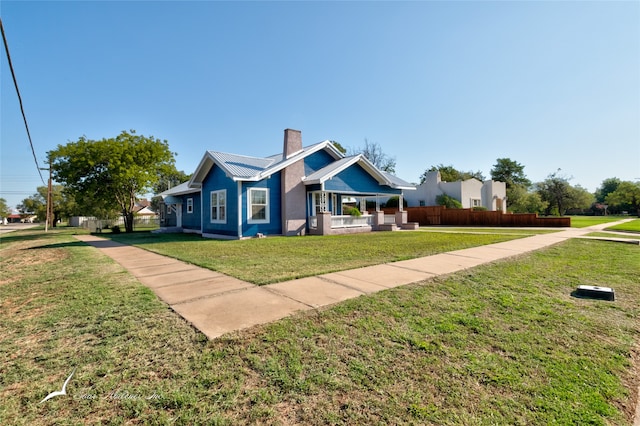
[281,128,306,235]
[283,128,302,159]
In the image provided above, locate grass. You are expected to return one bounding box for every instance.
[586,232,640,240]
[102,231,525,285]
[417,227,558,235]
[606,219,640,233]
[0,228,638,424]
[569,216,634,228]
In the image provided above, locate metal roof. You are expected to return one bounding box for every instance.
[304,155,416,190]
[208,151,276,179]
[381,171,416,190]
[303,156,356,183]
[158,181,199,197]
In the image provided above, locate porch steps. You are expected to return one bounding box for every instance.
[378,224,399,231]
[401,222,420,230]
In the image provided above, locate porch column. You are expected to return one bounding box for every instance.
[395,210,407,226]
[317,211,332,235]
[373,210,384,231]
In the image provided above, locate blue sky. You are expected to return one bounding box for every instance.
[1,0,638,210]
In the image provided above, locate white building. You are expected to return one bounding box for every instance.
[404,171,507,212]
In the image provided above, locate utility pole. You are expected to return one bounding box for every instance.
[39,165,52,232]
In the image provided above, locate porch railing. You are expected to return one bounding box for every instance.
[308,214,373,229]
[331,214,373,228]
[384,214,396,224]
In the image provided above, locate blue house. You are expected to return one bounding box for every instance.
[158,129,416,238]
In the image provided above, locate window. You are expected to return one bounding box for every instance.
[312,191,327,214]
[471,199,482,207]
[210,190,226,223]
[187,198,193,214]
[248,188,269,223]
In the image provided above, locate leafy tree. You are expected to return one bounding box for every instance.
[330,140,347,154]
[519,191,548,215]
[594,177,621,203]
[350,139,396,173]
[50,130,176,233]
[420,164,485,184]
[384,196,408,209]
[436,193,463,209]
[605,181,640,216]
[536,170,579,216]
[0,198,11,219]
[490,158,531,189]
[17,193,44,221]
[506,185,547,214]
[150,168,191,213]
[491,158,528,213]
[18,185,78,226]
[566,185,595,213]
[152,169,192,195]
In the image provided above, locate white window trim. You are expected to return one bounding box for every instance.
[186,198,193,214]
[248,188,270,224]
[210,190,227,224]
[312,191,327,214]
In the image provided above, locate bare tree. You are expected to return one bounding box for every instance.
[350,139,396,173]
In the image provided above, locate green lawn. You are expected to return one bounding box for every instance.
[1,229,638,425]
[417,227,557,235]
[569,216,634,228]
[606,219,640,233]
[586,232,640,240]
[103,230,525,285]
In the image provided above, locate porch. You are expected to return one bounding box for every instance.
[308,210,417,236]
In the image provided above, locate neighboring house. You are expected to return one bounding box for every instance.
[158,128,415,238]
[134,206,157,216]
[6,213,37,223]
[404,171,507,212]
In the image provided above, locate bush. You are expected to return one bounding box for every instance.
[436,194,463,209]
[472,206,488,211]
[343,206,362,217]
[385,196,408,209]
[111,225,121,234]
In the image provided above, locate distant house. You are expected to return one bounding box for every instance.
[6,213,37,223]
[133,199,157,221]
[157,128,415,238]
[404,170,507,212]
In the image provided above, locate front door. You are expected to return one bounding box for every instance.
[176,204,182,228]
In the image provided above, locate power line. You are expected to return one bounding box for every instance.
[0,17,46,186]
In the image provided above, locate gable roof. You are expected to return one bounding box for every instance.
[158,181,200,198]
[189,140,343,185]
[304,154,415,190]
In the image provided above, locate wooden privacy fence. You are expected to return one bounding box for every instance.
[380,206,570,227]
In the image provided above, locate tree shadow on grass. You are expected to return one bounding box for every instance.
[0,232,58,245]
[26,241,96,250]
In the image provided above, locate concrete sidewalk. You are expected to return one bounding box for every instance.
[73,219,637,340]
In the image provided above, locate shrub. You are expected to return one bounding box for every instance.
[436,194,463,209]
[111,225,121,234]
[343,206,362,217]
[385,196,408,209]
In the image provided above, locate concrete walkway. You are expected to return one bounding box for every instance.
[73,219,637,340]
